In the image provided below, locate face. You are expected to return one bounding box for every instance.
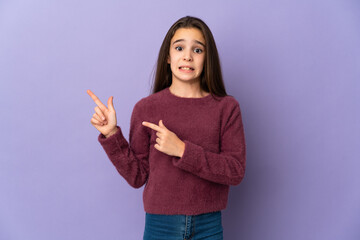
[167,28,206,84]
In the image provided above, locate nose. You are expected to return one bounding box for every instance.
[183,50,192,61]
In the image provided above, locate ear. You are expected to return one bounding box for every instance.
[167,55,170,64]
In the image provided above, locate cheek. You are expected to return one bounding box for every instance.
[168,52,176,64]
[168,56,177,72]
[197,56,205,69]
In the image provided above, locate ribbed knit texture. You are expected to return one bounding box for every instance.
[98,87,246,215]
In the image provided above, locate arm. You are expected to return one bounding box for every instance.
[98,102,150,188]
[172,103,246,186]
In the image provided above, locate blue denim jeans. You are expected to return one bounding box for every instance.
[143,211,223,240]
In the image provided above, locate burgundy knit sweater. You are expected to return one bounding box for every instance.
[98,87,246,215]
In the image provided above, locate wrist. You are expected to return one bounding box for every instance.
[178,141,185,158]
[105,127,118,138]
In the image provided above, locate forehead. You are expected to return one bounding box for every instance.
[171,28,205,44]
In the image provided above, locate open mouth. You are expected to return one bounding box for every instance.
[179,67,194,70]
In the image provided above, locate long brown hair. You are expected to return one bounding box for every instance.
[150,16,227,98]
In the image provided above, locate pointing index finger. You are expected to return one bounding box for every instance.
[142,121,162,132]
[87,89,107,111]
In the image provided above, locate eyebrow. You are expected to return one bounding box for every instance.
[172,39,206,47]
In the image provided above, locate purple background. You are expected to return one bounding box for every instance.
[1,0,359,239]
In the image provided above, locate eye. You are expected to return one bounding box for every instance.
[175,46,183,51]
[194,48,203,54]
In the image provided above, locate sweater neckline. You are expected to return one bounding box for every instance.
[165,87,213,102]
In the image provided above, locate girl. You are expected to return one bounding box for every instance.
[87,16,246,240]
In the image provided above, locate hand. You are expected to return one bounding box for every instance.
[142,120,185,158]
[87,89,118,137]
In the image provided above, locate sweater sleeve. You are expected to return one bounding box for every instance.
[172,102,246,186]
[98,102,150,188]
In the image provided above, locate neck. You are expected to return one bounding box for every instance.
[169,81,208,98]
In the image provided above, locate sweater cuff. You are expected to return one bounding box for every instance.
[98,126,128,153]
[172,140,202,172]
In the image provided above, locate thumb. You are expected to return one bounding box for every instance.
[159,119,166,129]
[108,96,115,111]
